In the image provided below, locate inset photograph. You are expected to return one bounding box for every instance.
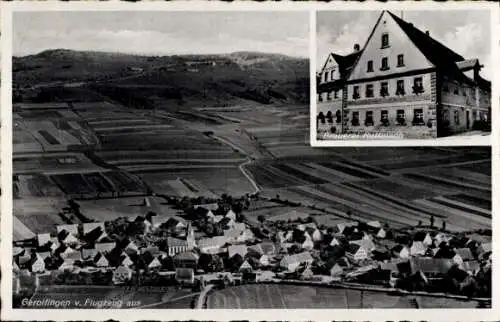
[313,9,492,144]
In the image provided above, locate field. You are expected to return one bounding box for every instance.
[206,284,480,308]
[14,198,68,237]
[247,147,491,232]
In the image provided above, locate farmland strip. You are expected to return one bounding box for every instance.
[431,197,491,218]
[318,162,376,179]
[403,173,490,193]
[413,199,490,230]
[339,160,390,176]
[272,164,328,185]
[445,193,491,210]
[341,181,445,218]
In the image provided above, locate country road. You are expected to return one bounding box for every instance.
[196,284,214,309]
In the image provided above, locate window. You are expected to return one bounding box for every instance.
[454,110,460,124]
[413,108,425,125]
[318,112,326,124]
[381,57,389,70]
[352,111,360,126]
[381,110,389,126]
[366,84,374,98]
[396,80,405,95]
[334,90,339,99]
[367,60,374,72]
[381,33,389,48]
[353,86,360,99]
[324,72,328,83]
[365,111,374,126]
[397,54,405,67]
[380,82,389,97]
[396,109,406,125]
[326,111,333,123]
[413,77,424,94]
[327,92,331,101]
[335,110,341,124]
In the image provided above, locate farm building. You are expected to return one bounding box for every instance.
[197,236,228,254]
[280,252,313,271]
[113,265,133,285]
[175,268,195,285]
[174,251,199,269]
[317,10,491,137]
[345,243,369,261]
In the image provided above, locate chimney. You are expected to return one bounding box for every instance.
[354,44,360,52]
[425,30,430,36]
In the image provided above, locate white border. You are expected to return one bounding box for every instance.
[1,1,498,321]
[310,3,496,147]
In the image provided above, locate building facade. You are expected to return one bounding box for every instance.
[317,11,491,138]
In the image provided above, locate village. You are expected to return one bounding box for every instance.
[13,193,492,303]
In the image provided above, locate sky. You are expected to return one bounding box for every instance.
[317,10,492,80]
[13,11,309,58]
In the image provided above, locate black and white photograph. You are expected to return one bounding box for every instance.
[314,10,493,143]
[0,2,497,321]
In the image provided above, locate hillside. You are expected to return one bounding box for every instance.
[13,49,309,107]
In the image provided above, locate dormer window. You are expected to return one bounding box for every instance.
[381,33,390,48]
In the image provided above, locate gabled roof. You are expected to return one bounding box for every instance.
[455,248,474,261]
[174,251,199,262]
[280,252,313,266]
[228,245,248,258]
[167,237,188,247]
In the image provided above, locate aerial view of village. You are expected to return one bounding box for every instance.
[12,10,491,309]
[315,10,492,140]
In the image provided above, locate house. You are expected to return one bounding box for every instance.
[408,258,453,279]
[83,222,108,241]
[174,251,199,269]
[81,248,99,261]
[124,240,139,254]
[224,226,254,244]
[57,245,78,259]
[329,237,342,247]
[112,265,133,285]
[56,224,79,237]
[345,243,369,261]
[300,266,314,280]
[376,228,387,239]
[329,257,350,276]
[410,241,427,256]
[37,233,51,247]
[478,242,491,256]
[121,253,134,268]
[225,209,237,221]
[219,217,236,229]
[49,238,61,252]
[336,222,358,234]
[351,238,376,252]
[367,220,382,229]
[280,252,314,271]
[228,245,248,258]
[57,229,79,246]
[434,232,452,246]
[213,215,224,223]
[175,268,195,285]
[248,241,277,257]
[257,255,270,267]
[319,10,491,138]
[301,237,314,251]
[239,260,254,273]
[453,248,474,265]
[197,236,228,254]
[311,228,323,242]
[95,242,116,254]
[147,256,162,270]
[194,203,219,211]
[460,260,481,276]
[316,46,361,133]
[166,237,190,257]
[31,253,46,273]
[413,231,433,247]
[94,252,109,267]
[391,245,410,259]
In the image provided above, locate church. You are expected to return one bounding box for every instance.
[317,11,491,138]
